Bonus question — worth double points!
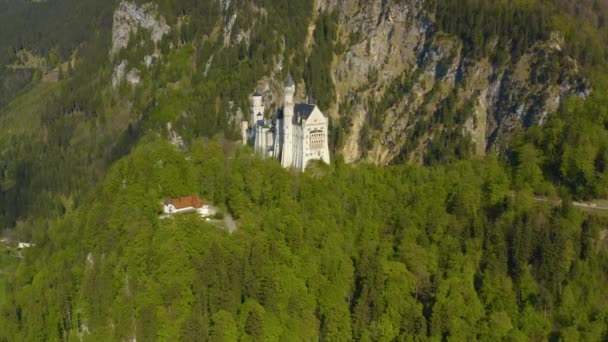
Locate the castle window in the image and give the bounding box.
[309,131,325,151]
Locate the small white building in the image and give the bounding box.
[163,195,216,218]
[17,242,33,250]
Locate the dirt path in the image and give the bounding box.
[534,197,608,210]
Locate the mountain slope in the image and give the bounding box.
[2,137,608,341]
[1,1,608,340]
[322,0,589,164]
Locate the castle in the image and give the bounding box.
[241,75,331,171]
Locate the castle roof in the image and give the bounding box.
[276,103,318,124]
[165,195,208,210]
[294,104,316,121]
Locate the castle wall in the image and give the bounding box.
[303,124,330,169]
[265,129,274,157]
[274,118,283,159]
[293,125,304,170]
[250,79,330,172]
[281,115,294,168]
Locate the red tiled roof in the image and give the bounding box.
[166,195,208,210]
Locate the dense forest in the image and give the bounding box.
[1,0,608,340]
[1,138,607,341]
[436,0,608,70]
[0,0,319,228]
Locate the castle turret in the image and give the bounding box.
[281,74,296,168]
[250,91,264,125]
[284,74,295,105]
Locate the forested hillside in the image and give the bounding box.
[2,138,607,340]
[1,0,606,227]
[0,0,115,106]
[1,0,608,340]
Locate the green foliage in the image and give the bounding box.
[0,0,114,106]
[1,137,607,340]
[517,77,608,199]
[436,0,608,73]
[368,70,415,129]
[0,0,114,68]
[0,247,18,309]
[436,0,550,60]
[2,1,608,340]
[304,12,338,110]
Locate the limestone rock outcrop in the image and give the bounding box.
[111,0,589,165]
[111,1,170,56]
[320,0,588,164]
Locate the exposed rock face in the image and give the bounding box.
[113,0,588,165]
[167,123,185,149]
[110,1,168,88]
[111,1,170,56]
[111,60,128,88]
[111,60,141,87]
[222,13,238,47]
[125,68,141,86]
[482,43,588,150]
[318,0,588,164]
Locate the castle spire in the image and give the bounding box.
[284,73,295,107]
[285,73,295,87]
[281,73,295,168]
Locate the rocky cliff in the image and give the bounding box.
[109,0,589,165]
[110,1,170,87]
[316,0,588,164]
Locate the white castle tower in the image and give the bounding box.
[246,73,330,171]
[251,91,264,126]
[281,74,296,168]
